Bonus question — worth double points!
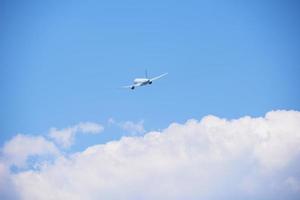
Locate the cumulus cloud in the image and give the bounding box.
[1,134,59,168]
[285,177,300,192]
[1,110,300,200]
[49,122,104,148]
[0,163,18,200]
[109,119,145,135]
[119,120,145,135]
[77,122,104,134]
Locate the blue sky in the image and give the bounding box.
[1,0,300,150]
[1,1,300,200]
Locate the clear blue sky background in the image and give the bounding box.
[1,0,300,150]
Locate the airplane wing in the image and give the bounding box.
[150,73,168,81]
[122,85,134,89]
[122,83,142,89]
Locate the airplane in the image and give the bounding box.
[123,70,168,90]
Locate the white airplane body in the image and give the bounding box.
[123,72,168,90]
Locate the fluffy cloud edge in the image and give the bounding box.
[1,134,60,168]
[1,110,300,200]
[108,118,145,135]
[48,122,104,148]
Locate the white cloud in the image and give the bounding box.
[77,122,104,134]
[284,177,300,192]
[107,118,115,125]
[0,163,18,200]
[49,122,104,148]
[1,134,59,168]
[1,110,300,200]
[48,127,75,149]
[109,119,145,135]
[119,120,145,135]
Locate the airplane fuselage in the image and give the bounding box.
[124,72,167,90]
[134,78,152,86]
